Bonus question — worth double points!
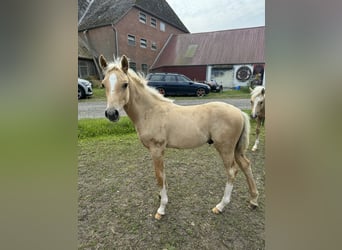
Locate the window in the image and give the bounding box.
[141,64,148,75]
[160,21,165,31]
[177,75,191,82]
[139,12,146,23]
[151,42,157,50]
[150,74,164,81]
[165,75,177,82]
[129,62,136,72]
[128,35,136,46]
[78,61,88,78]
[150,18,156,28]
[140,38,147,48]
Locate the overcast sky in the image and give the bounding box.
[166,0,265,33]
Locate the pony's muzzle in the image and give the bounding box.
[250,113,257,119]
[105,108,120,122]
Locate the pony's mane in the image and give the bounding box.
[251,86,265,99]
[103,61,173,103]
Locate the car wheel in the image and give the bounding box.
[196,88,205,97]
[157,87,166,96]
[78,86,85,99]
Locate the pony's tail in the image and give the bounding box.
[236,111,250,154]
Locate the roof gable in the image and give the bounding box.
[152,26,265,68]
[78,34,93,59]
[78,0,188,32]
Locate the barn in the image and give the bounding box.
[150,26,265,88]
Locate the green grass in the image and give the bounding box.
[78,117,135,139]
[82,86,250,102]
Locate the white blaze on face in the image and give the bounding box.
[109,74,117,93]
[106,73,119,110]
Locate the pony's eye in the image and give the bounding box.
[122,83,128,89]
[259,101,263,105]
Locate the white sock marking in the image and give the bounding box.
[216,182,233,212]
[157,186,168,215]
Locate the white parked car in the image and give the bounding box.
[78,78,93,99]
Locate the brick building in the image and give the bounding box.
[78,0,189,78]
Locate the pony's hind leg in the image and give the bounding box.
[212,149,237,214]
[235,153,259,208]
[150,146,168,220]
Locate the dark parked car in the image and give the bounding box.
[78,78,93,99]
[146,73,210,97]
[204,79,223,92]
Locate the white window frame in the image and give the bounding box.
[151,42,157,51]
[160,21,165,31]
[141,64,148,74]
[140,38,147,48]
[150,17,157,28]
[128,34,136,46]
[139,12,146,24]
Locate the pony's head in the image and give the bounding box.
[99,55,130,122]
[250,86,265,119]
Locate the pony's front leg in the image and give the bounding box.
[252,120,261,151]
[150,147,168,220]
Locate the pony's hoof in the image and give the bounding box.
[212,207,221,214]
[249,201,259,210]
[252,147,257,152]
[155,212,163,220]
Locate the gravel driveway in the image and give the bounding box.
[78,98,250,120]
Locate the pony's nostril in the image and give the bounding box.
[105,109,120,122]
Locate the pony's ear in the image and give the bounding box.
[99,55,108,70]
[249,87,254,93]
[261,87,265,95]
[121,55,129,73]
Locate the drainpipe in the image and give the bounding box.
[111,24,119,59]
[83,30,103,79]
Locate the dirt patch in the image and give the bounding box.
[78,128,265,249]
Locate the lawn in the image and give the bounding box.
[78,115,265,249]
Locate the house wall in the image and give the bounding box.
[209,65,234,88]
[233,63,265,87]
[79,7,187,78]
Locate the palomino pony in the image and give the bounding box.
[250,86,265,151]
[99,55,259,220]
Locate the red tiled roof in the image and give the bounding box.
[152,26,265,69]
